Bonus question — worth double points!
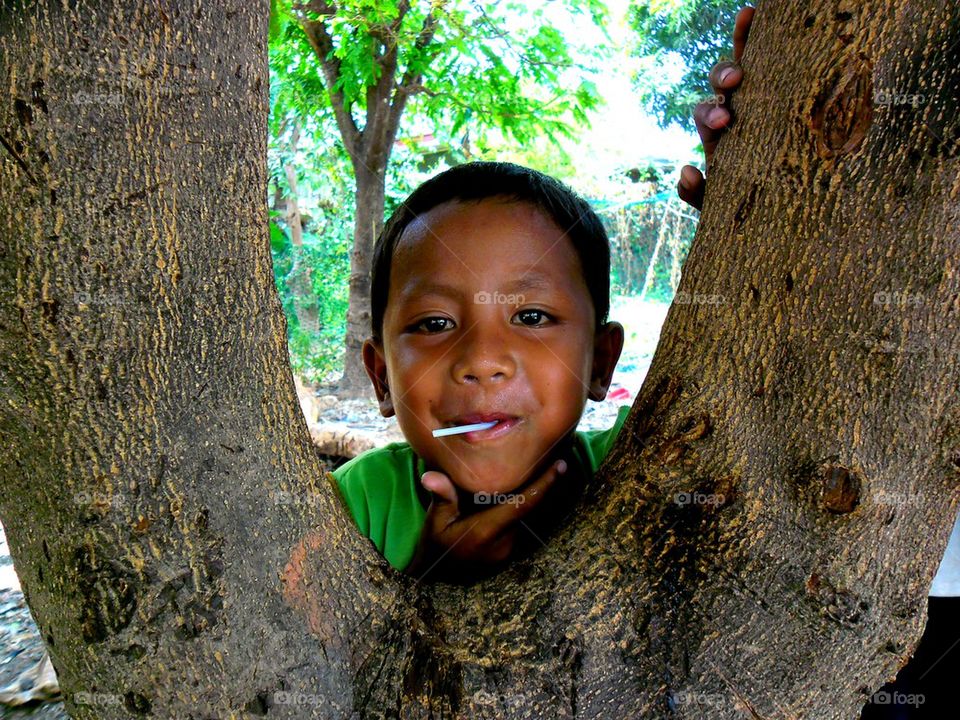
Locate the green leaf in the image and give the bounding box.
[269,220,290,253]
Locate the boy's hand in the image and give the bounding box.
[405,459,567,580]
[677,6,755,211]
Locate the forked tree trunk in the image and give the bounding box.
[0,1,958,719]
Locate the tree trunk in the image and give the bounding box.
[1,1,958,719]
[338,159,386,396]
[282,122,321,340]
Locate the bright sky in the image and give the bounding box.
[541,0,702,194]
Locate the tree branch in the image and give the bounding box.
[295,3,362,159]
[358,0,419,167]
[384,1,446,146]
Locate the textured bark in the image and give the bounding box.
[0,1,958,720]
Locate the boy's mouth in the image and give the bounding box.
[442,413,521,442]
[449,412,517,426]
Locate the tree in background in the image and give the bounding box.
[268,53,356,381]
[271,0,607,393]
[629,0,743,132]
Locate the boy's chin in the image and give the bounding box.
[450,469,539,508]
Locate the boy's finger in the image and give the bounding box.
[693,101,727,158]
[733,6,755,62]
[709,61,742,95]
[677,166,705,212]
[421,470,460,526]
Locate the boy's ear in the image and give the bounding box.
[362,338,395,417]
[588,321,624,402]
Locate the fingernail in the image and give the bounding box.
[556,460,567,474]
[719,67,735,84]
[708,108,726,127]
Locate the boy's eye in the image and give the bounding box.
[512,309,552,327]
[411,317,455,334]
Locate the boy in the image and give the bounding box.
[333,162,626,580]
[331,10,758,584]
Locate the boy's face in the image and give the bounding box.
[363,198,622,498]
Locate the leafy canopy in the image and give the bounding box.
[270,0,611,151]
[628,0,741,133]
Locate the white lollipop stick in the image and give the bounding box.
[432,420,498,437]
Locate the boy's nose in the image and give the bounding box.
[451,328,516,384]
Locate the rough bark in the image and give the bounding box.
[0,1,958,720]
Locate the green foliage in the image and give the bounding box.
[270,213,353,384]
[628,0,742,132]
[271,0,611,147]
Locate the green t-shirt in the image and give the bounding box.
[332,405,630,571]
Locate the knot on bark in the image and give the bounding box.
[656,413,712,465]
[73,543,138,642]
[819,464,861,514]
[810,54,874,159]
[806,572,868,626]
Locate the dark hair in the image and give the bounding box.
[370,161,610,341]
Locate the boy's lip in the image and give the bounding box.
[458,416,521,443]
[446,412,518,426]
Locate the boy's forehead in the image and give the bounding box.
[388,198,590,308]
[394,198,566,262]
[391,197,577,286]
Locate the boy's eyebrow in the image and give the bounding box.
[398,273,554,300]
[502,273,552,293]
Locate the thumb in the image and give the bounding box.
[421,470,460,522]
